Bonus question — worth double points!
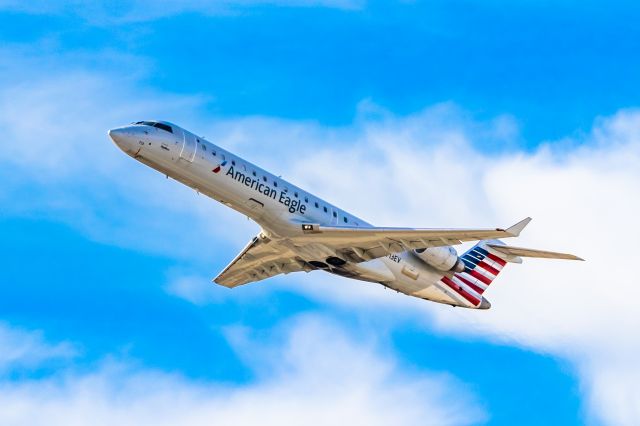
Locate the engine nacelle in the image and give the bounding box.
[414,246,465,272]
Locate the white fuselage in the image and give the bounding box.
[109,121,471,307]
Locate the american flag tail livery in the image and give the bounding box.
[458,241,508,293]
[438,240,508,308]
[438,231,583,309]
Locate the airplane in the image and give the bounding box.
[108,120,583,310]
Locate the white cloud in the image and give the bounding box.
[0,317,484,426]
[0,323,77,372]
[163,273,241,305]
[164,274,213,305]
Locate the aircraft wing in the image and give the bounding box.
[289,217,532,262]
[213,218,532,288]
[213,235,312,288]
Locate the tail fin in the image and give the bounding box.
[436,240,508,309]
[455,240,508,295]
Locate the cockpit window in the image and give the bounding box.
[134,121,173,134]
[153,123,173,133]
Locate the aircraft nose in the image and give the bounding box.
[108,127,136,153]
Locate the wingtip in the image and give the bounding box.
[505,217,532,237]
[553,250,585,261]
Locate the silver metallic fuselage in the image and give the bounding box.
[109,121,484,308]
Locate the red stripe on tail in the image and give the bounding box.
[455,274,486,295]
[486,252,507,267]
[469,269,492,285]
[441,276,481,306]
[477,261,500,276]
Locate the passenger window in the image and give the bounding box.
[323,206,327,213]
[294,192,298,198]
[333,211,337,218]
[314,202,319,208]
[274,181,278,187]
[343,217,348,223]
[232,160,236,166]
[263,176,267,182]
[304,197,309,203]
[212,151,216,156]
[252,171,257,177]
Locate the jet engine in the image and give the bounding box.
[414,246,465,272]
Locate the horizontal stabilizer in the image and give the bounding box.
[487,244,584,261]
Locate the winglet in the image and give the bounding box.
[504,217,532,237]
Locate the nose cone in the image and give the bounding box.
[108,127,136,154]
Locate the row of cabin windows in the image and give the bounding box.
[197,139,350,223]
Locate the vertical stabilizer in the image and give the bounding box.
[436,240,510,308]
[455,240,509,295]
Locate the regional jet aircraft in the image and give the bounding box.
[109,121,582,309]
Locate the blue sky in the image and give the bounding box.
[1,1,640,425]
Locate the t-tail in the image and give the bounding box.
[437,218,583,310]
